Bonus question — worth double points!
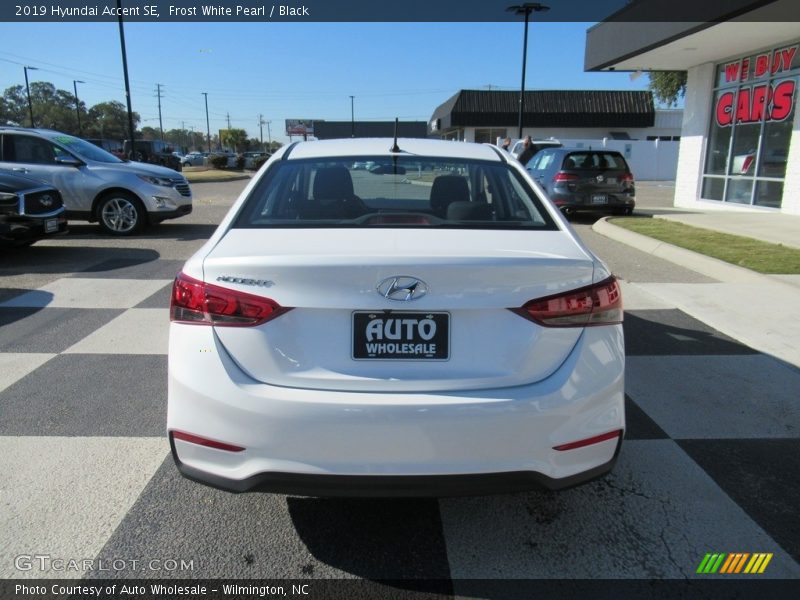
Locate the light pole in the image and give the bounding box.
[507,3,549,140]
[349,95,355,137]
[23,66,38,127]
[202,92,211,152]
[266,120,272,151]
[73,80,85,136]
[117,0,137,158]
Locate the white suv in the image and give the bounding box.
[0,127,192,235]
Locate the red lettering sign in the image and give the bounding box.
[714,80,796,126]
[725,62,740,83]
[771,80,796,121]
[755,54,769,77]
[715,92,735,126]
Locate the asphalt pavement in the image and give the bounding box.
[0,179,798,593]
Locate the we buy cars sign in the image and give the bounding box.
[715,44,798,127]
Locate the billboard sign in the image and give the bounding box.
[285,119,315,136]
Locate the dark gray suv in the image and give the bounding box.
[525,148,635,218]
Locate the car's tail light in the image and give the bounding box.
[620,172,635,188]
[553,172,579,183]
[170,271,290,327]
[553,429,622,451]
[511,276,623,327]
[171,430,245,452]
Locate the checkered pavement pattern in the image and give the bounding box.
[1,258,799,583]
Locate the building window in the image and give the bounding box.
[702,42,799,208]
[474,128,507,144]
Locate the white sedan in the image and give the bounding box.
[167,138,624,496]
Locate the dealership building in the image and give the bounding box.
[586,0,800,214]
[428,89,682,143]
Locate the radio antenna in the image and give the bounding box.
[390,118,401,153]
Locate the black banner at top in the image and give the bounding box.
[2,0,799,22]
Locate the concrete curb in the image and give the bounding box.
[185,174,252,184]
[592,217,767,284]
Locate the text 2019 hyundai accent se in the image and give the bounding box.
[167,138,625,496]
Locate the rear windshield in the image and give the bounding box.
[234,156,557,230]
[563,152,629,170]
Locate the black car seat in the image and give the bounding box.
[430,175,470,218]
[300,166,365,219]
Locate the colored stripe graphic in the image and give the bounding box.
[698,552,773,574]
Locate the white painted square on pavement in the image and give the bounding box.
[63,309,170,355]
[0,353,56,393]
[618,280,674,311]
[0,436,169,579]
[0,278,172,310]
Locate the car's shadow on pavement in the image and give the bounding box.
[65,222,218,241]
[286,496,453,591]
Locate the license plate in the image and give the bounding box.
[591,194,608,205]
[352,311,449,360]
[44,219,58,233]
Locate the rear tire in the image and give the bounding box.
[97,192,146,236]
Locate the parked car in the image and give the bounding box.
[526,147,635,218]
[168,138,625,496]
[182,152,207,167]
[242,151,269,169]
[0,127,192,235]
[123,139,183,172]
[0,170,67,246]
[510,138,562,160]
[84,138,125,159]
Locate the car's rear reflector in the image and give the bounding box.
[171,430,245,452]
[170,271,290,327]
[553,429,622,451]
[553,171,579,183]
[512,276,623,327]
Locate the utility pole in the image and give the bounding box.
[117,0,137,158]
[202,92,211,152]
[181,121,186,151]
[349,95,355,137]
[259,114,264,152]
[155,83,164,140]
[73,80,85,136]
[23,66,38,128]
[226,112,231,129]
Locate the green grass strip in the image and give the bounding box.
[610,217,800,274]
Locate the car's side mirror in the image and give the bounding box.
[55,156,83,167]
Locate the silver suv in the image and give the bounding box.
[0,127,192,235]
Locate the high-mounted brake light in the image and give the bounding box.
[170,271,290,326]
[553,171,579,183]
[512,276,623,327]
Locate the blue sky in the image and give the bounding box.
[0,21,650,143]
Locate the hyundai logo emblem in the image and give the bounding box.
[596,174,605,183]
[376,276,428,301]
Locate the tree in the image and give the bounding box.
[220,128,248,152]
[140,126,159,140]
[648,71,688,107]
[84,101,140,140]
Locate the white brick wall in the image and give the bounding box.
[674,63,715,210]
[781,96,800,215]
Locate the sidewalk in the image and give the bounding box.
[593,207,800,368]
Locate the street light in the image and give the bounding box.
[23,66,38,127]
[506,3,549,139]
[73,80,85,136]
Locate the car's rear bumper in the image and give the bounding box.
[550,193,635,213]
[167,324,625,497]
[171,434,622,497]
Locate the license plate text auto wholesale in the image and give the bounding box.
[352,311,450,360]
[45,219,58,233]
[591,194,608,204]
